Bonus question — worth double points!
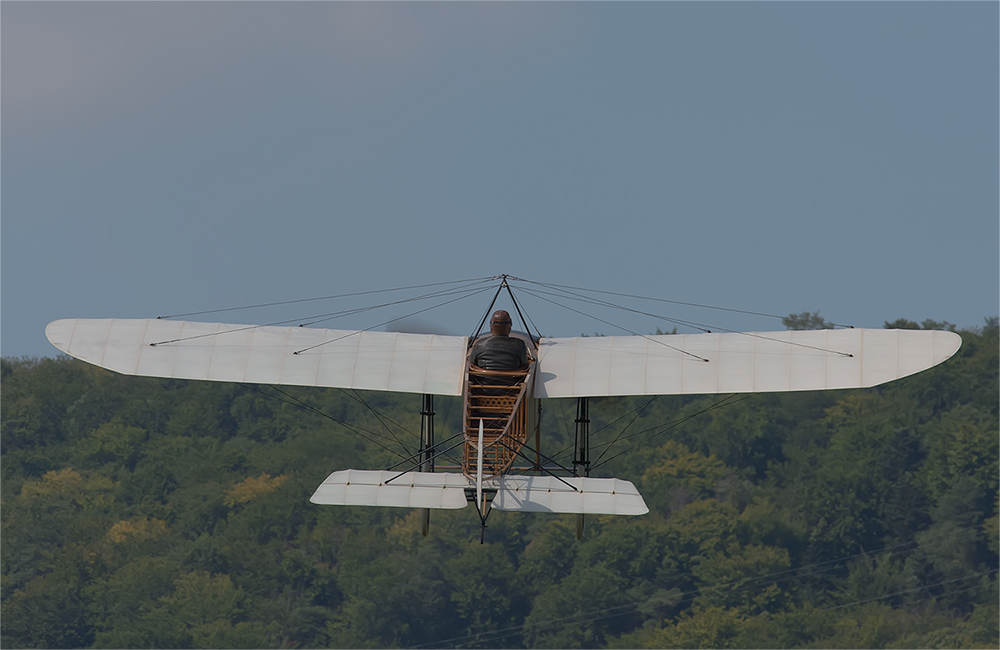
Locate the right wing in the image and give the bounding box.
[534,328,962,398]
[45,318,469,396]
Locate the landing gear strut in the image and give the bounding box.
[419,394,434,536]
[573,397,590,540]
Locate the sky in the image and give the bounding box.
[3,2,997,359]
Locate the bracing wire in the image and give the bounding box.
[348,389,412,455]
[156,276,499,319]
[512,281,855,358]
[541,393,752,470]
[511,281,715,333]
[243,380,472,468]
[590,394,757,470]
[590,396,659,466]
[298,279,491,328]
[512,286,711,362]
[293,286,493,354]
[240,384,409,459]
[542,396,658,466]
[511,276,853,328]
[341,390,419,442]
[552,393,759,469]
[151,280,491,347]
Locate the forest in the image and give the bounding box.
[1,317,997,648]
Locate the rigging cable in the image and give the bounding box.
[513,286,711,362]
[239,384,409,460]
[511,280,714,333]
[156,276,499,319]
[512,281,854,358]
[340,390,418,441]
[151,280,490,347]
[590,396,659,467]
[298,279,490,327]
[543,396,659,467]
[293,286,492,354]
[511,276,853,328]
[503,277,544,343]
[348,389,413,455]
[590,394,758,471]
[543,393,751,468]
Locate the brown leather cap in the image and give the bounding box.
[490,310,512,325]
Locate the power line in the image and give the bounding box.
[415,526,995,648]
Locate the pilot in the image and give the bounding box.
[470,310,531,370]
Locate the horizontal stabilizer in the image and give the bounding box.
[492,475,648,515]
[310,470,470,509]
[309,470,648,515]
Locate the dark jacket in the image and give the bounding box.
[469,335,531,370]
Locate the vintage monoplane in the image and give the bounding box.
[45,276,962,539]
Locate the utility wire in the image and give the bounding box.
[415,527,996,649]
[821,569,998,611]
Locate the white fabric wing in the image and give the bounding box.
[45,318,469,396]
[534,328,962,398]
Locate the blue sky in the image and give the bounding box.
[3,2,997,358]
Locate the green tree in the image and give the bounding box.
[782,311,834,330]
[692,544,792,615]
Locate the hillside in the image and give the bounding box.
[2,320,997,648]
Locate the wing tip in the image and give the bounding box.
[936,329,963,362]
[45,318,77,354]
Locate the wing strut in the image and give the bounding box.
[574,397,590,540]
[419,394,434,537]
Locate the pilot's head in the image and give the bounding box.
[489,310,513,336]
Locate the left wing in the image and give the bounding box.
[45,318,469,396]
[534,328,962,398]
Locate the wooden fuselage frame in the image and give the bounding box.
[462,335,539,480]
